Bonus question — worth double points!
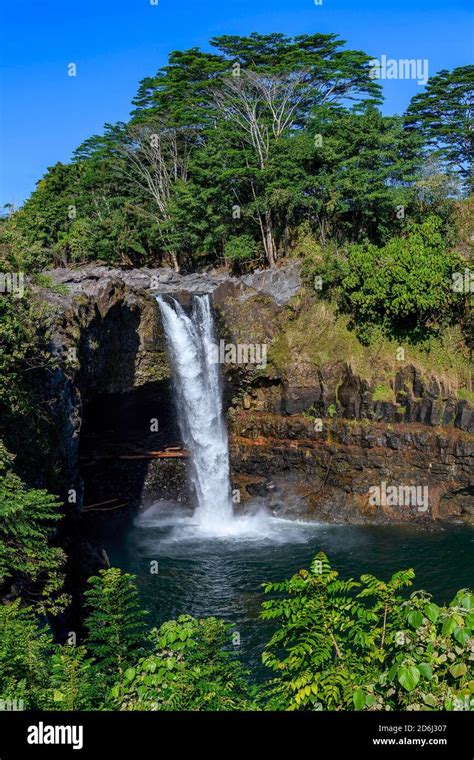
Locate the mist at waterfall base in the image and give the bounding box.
[102,295,474,678]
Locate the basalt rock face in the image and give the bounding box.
[230,413,474,525]
[43,279,173,504]
[44,261,303,307]
[235,357,474,433]
[39,263,474,526]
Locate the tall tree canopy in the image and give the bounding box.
[406,65,474,190]
[1,34,470,273]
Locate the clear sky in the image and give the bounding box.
[0,0,472,208]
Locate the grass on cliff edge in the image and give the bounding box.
[268,292,473,397]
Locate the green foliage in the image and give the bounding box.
[360,588,474,711]
[260,552,415,710]
[7,34,470,277]
[0,446,68,614]
[224,235,259,265]
[260,553,473,712]
[0,290,48,417]
[84,568,148,683]
[306,103,422,245]
[2,39,469,365]
[308,217,465,342]
[111,615,258,711]
[372,384,394,403]
[0,600,52,709]
[47,645,99,711]
[0,560,471,712]
[0,285,60,478]
[341,217,462,338]
[406,65,474,190]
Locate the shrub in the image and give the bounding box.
[260,553,474,711]
[0,601,52,710]
[84,569,148,684]
[224,234,258,263]
[339,217,463,340]
[0,445,68,615]
[112,615,258,711]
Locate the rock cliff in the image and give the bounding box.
[36,263,473,525]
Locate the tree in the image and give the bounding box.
[11,162,82,268]
[84,568,148,683]
[306,103,422,244]
[336,216,464,340]
[406,66,474,189]
[5,33,471,275]
[117,122,194,271]
[210,69,308,266]
[208,33,381,266]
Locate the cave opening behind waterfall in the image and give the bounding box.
[78,381,190,534]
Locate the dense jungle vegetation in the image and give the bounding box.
[1,514,473,711]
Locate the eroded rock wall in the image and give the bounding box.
[230,413,473,526]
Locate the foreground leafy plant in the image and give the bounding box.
[0,442,68,615]
[84,568,148,688]
[111,615,258,711]
[261,553,473,711]
[366,588,474,711]
[0,558,471,712]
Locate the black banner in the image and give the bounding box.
[0,710,471,758]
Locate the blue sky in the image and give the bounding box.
[0,0,472,208]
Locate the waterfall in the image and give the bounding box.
[156,294,234,529]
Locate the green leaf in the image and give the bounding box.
[124,667,136,682]
[388,663,398,682]
[449,663,467,679]
[397,665,420,692]
[442,617,457,636]
[453,627,470,646]
[353,689,366,710]
[465,612,474,630]
[424,603,440,623]
[408,610,423,629]
[418,662,433,680]
[460,594,474,610]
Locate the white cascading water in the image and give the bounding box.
[156,294,234,530]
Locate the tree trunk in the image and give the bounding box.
[169,251,180,273]
[263,210,276,268]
